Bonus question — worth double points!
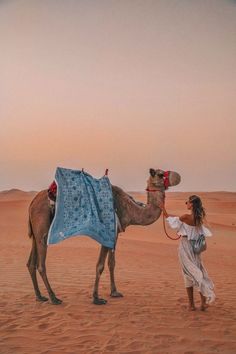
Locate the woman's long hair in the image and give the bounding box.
[189,195,206,226]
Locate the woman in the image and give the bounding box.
[161,195,215,311]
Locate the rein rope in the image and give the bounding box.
[162,212,181,240]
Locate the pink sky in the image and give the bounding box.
[1,0,236,191]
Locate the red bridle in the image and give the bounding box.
[163,170,170,189]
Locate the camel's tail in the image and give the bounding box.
[28,217,33,238]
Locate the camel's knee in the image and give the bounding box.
[38,265,46,275]
[27,263,36,274]
[26,259,31,268]
[27,254,36,272]
[96,263,105,275]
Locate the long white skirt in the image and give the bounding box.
[178,237,215,304]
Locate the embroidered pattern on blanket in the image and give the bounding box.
[47,167,116,248]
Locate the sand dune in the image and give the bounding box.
[0,189,37,201]
[0,190,236,353]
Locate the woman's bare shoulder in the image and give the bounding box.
[180,214,195,226]
[179,214,189,222]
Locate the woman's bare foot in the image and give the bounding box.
[200,303,209,311]
[200,293,208,311]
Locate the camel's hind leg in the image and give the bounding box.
[27,237,48,302]
[108,249,123,298]
[93,246,109,305]
[36,237,62,305]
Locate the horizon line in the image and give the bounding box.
[0,188,235,194]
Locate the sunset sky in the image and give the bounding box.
[1,0,236,192]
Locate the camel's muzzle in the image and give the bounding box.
[167,171,181,187]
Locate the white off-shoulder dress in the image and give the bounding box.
[166,216,215,304]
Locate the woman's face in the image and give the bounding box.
[185,200,193,211]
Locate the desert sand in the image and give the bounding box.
[0,189,236,354]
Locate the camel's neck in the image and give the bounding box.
[130,189,165,226]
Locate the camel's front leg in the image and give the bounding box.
[108,249,123,298]
[93,246,109,305]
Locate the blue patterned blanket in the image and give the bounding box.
[47,167,116,248]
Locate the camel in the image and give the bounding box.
[27,168,181,305]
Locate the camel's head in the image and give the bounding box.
[148,168,181,191]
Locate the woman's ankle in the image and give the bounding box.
[189,304,196,311]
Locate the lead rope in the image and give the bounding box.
[162,208,181,241]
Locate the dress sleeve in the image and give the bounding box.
[166,216,182,230]
[202,225,213,237]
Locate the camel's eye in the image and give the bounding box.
[149,168,156,177]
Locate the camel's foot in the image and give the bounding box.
[110,290,123,298]
[93,297,107,305]
[50,295,63,305]
[36,295,48,302]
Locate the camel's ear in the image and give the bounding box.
[149,168,156,177]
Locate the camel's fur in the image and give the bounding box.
[27,168,180,305]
